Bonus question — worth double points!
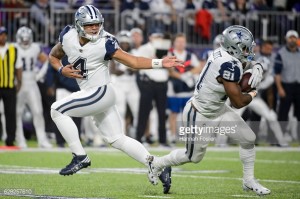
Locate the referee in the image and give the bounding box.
[0,26,22,146]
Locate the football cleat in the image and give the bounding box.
[159,167,172,194]
[59,153,91,176]
[38,141,53,149]
[146,155,160,185]
[243,178,271,195]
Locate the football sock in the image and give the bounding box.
[111,135,150,166]
[51,109,86,155]
[239,146,255,181]
[154,149,190,169]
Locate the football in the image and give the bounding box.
[239,71,252,92]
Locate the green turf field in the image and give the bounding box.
[0,147,299,199]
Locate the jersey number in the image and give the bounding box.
[22,57,34,71]
[223,70,235,81]
[73,57,88,79]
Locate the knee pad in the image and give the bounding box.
[189,147,207,163]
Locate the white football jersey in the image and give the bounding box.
[16,43,41,83]
[192,48,243,118]
[59,26,119,90]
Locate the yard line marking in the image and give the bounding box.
[0,165,229,174]
[205,157,300,164]
[0,165,299,185]
[138,195,173,198]
[231,195,260,198]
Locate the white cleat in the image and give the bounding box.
[146,155,162,185]
[243,179,271,195]
[18,142,28,149]
[38,141,53,148]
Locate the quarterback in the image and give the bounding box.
[150,25,271,195]
[49,5,180,190]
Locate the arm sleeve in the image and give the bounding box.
[219,61,241,82]
[273,53,283,74]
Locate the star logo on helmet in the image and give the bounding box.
[236,31,242,39]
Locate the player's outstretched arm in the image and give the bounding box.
[112,49,183,69]
[49,43,82,79]
[220,77,256,108]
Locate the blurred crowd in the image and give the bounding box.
[0,0,300,149]
[1,0,300,45]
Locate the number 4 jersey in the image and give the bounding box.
[59,25,119,90]
[192,48,243,118]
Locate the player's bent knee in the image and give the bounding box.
[50,108,62,119]
[240,133,256,149]
[190,147,206,163]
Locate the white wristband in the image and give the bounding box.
[151,59,163,69]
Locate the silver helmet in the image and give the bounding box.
[16,26,33,49]
[221,25,255,62]
[74,5,104,42]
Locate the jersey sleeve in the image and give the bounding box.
[218,60,241,82]
[58,25,72,43]
[104,36,119,61]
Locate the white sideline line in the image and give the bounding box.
[0,165,299,185]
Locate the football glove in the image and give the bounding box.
[248,63,263,88]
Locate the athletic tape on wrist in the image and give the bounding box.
[151,59,163,69]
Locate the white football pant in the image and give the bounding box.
[16,82,50,147]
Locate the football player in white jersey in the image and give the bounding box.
[149,25,271,195]
[15,26,52,148]
[48,5,182,189]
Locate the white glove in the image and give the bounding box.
[248,63,263,88]
[180,71,195,88]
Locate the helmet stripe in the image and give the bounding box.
[85,5,94,19]
[91,6,98,19]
